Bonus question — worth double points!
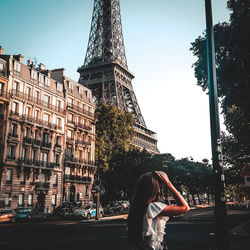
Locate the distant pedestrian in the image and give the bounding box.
[127,171,190,250]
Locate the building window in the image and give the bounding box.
[67,98,73,108]
[39,74,44,86]
[67,113,73,123]
[6,169,13,184]
[28,194,33,206]
[13,81,19,91]
[20,172,25,185]
[43,113,50,124]
[31,70,37,83]
[5,194,11,207]
[45,77,50,87]
[18,194,24,206]
[11,102,18,114]
[26,106,32,118]
[14,61,21,76]
[30,172,34,185]
[34,110,39,121]
[39,173,46,183]
[8,145,16,160]
[68,81,73,92]
[86,186,89,196]
[25,127,31,138]
[57,118,62,130]
[67,130,72,139]
[56,100,61,112]
[66,147,72,156]
[53,174,58,187]
[55,154,60,166]
[57,83,62,92]
[32,150,37,161]
[52,194,57,206]
[65,167,70,175]
[56,136,61,145]
[78,87,83,98]
[40,151,48,164]
[10,123,18,136]
[43,95,50,108]
[0,62,4,72]
[23,147,29,159]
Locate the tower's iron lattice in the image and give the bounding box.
[78,0,159,153]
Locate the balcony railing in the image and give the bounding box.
[8,132,18,138]
[10,89,66,114]
[64,155,95,166]
[75,122,91,131]
[66,104,94,118]
[35,182,50,189]
[17,158,55,169]
[64,174,91,183]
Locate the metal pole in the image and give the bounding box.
[205,0,229,249]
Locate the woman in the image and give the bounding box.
[127,171,190,250]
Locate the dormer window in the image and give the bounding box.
[57,82,62,92]
[68,81,73,93]
[39,74,44,87]
[78,87,83,98]
[31,70,37,83]
[0,63,4,76]
[45,76,50,87]
[14,61,21,76]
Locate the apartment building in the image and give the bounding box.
[0,47,96,212]
[51,69,96,205]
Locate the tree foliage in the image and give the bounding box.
[100,150,212,205]
[95,104,135,173]
[190,0,250,178]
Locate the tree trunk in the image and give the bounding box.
[192,193,196,205]
[197,193,202,205]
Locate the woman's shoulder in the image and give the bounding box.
[146,202,167,219]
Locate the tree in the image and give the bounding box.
[95,104,135,173]
[190,0,250,177]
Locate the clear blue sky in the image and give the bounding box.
[0,0,230,161]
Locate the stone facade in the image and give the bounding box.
[0,49,96,212]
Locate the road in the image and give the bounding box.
[0,207,249,250]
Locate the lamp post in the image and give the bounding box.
[205,0,229,249]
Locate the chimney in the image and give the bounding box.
[38,63,47,71]
[13,54,24,63]
[0,46,3,55]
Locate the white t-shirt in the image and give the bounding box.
[141,202,169,250]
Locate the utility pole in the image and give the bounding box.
[205,0,229,249]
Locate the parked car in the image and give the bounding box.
[15,208,33,220]
[0,209,16,223]
[73,204,104,220]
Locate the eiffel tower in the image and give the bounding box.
[78,0,159,154]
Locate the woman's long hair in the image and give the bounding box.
[127,172,161,247]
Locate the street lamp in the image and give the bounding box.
[205,0,229,249]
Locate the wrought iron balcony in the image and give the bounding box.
[35,182,50,189]
[64,174,91,183]
[10,89,66,114]
[23,137,32,144]
[8,132,18,138]
[66,104,94,118]
[17,158,55,169]
[42,142,52,148]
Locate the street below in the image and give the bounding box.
[0,207,249,250]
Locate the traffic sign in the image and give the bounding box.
[99,187,105,196]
